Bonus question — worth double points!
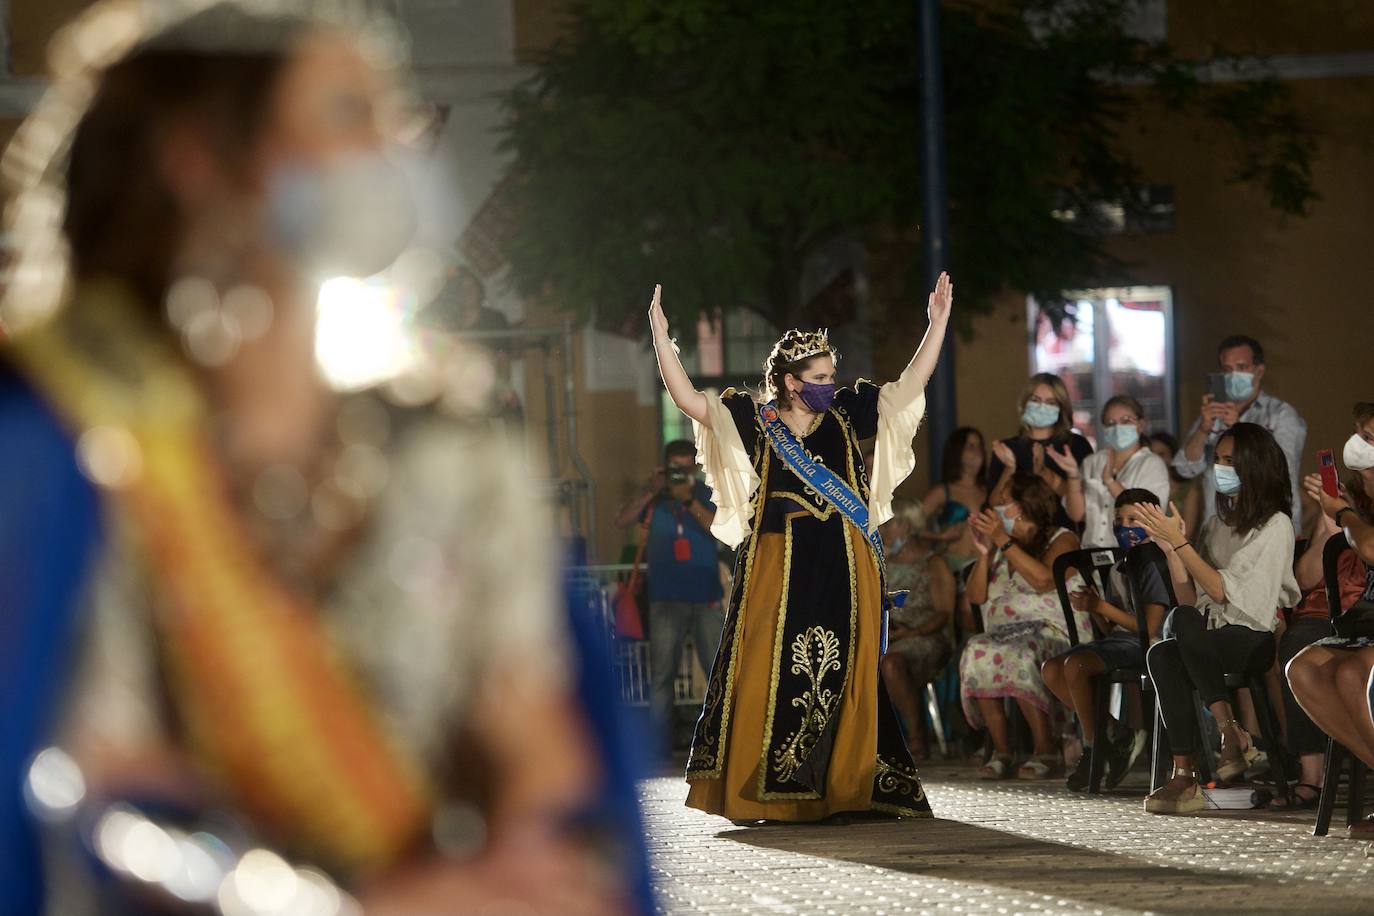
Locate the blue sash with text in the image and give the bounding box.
[758,401,904,654]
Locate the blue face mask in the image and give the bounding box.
[1224,371,1255,401]
[1022,402,1060,429]
[1114,525,1148,550]
[994,505,1019,536]
[1103,423,1139,452]
[1213,463,1242,496]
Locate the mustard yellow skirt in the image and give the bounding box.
[686,524,884,820]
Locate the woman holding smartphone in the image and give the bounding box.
[1135,423,1301,814]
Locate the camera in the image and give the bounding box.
[666,467,693,486]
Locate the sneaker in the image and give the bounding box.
[1065,748,1093,792]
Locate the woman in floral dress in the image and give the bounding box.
[960,474,1087,780]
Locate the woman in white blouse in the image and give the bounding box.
[1049,395,1171,548]
[1134,423,1301,814]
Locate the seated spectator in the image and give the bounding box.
[1148,432,1203,543]
[920,426,989,576]
[960,474,1087,780]
[986,373,1094,521]
[1286,403,1374,831]
[1273,500,1370,809]
[880,501,957,761]
[1052,396,1170,548]
[1172,334,1307,533]
[1137,423,1301,814]
[1041,489,1171,791]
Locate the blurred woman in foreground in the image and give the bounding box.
[0,2,635,912]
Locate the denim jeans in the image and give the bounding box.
[649,600,725,752]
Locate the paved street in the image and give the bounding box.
[642,761,1374,914]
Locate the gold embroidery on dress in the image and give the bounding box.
[688,431,770,780]
[770,625,843,783]
[874,754,927,802]
[755,517,797,798]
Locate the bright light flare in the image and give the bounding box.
[314,276,418,391]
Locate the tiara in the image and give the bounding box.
[775,329,832,364]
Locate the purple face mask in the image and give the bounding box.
[798,381,836,413]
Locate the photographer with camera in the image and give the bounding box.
[616,440,723,759]
[1174,334,1306,533]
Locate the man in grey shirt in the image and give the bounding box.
[1173,334,1307,533]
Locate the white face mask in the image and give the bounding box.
[1344,433,1374,472]
[268,150,420,278]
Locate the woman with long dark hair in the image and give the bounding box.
[920,426,988,575]
[1137,423,1301,814]
[650,275,952,822]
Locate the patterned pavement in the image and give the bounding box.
[642,760,1374,914]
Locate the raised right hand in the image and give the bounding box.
[648,284,669,342]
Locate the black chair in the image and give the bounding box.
[1053,545,1175,793]
[1053,547,1127,792]
[1314,531,1368,836]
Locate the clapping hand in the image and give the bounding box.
[1136,501,1186,549]
[992,439,1017,471]
[1045,444,1079,477]
[970,508,1009,551]
[1068,586,1100,616]
[928,271,953,325]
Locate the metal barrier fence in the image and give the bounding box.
[568,564,705,707]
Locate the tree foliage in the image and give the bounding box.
[497,0,1318,336]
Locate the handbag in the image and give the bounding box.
[1334,600,1374,639]
[613,516,650,639]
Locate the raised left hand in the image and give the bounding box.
[927,271,953,325]
[1045,444,1079,477]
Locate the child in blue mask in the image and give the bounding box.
[1041,489,1173,791]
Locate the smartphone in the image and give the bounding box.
[1318,449,1340,497]
[1206,372,1234,403]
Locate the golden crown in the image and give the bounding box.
[774,329,833,364]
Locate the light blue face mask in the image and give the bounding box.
[1022,402,1060,429]
[1213,463,1242,496]
[994,505,1019,536]
[1103,423,1139,452]
[1224,371,1255,402]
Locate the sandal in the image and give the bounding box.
[1017,754,1062,780]
[1144,766,1206,814]
[979,755,1013,780]
[1215,720,1263,783]
[1269,783,1321,810]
